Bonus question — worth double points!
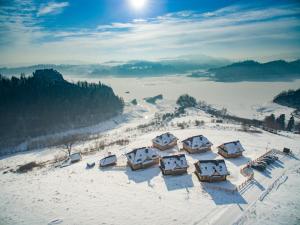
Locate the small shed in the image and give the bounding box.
[100,154,117,167]
[160,154,188,175]
[194,159,229,182]
[126,147,160,170]
[152,132,178,150]
[70,152,82,163]
[182,135,213,153]
[218,140,245,158]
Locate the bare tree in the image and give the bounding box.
[60,135,80,157]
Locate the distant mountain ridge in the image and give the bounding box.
[207,59,300,82]
[0,56,230,77]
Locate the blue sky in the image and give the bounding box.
[0,0,300,65]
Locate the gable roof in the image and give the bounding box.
[182,135,212,149]
[195,159,229,176]
[152,132,178,146]
[160,154,188,170]
[126,147,159,165]
[219,140,245,154]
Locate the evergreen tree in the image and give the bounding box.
[264,114,276,129]
[276,114,285,130]
[176,94,197,108]
[286,116,295,131]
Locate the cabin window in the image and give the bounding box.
[145,149,148,153]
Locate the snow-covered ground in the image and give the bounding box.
[1,101,300,225]
[65,75,300,119]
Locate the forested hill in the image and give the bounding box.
[208,59,300,82]
[273,89,300,110]
[0,69,124,149]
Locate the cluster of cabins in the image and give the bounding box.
[100,132,246,182]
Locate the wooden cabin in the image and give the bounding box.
[194,159,229,182]
[100,154,117,167]
[218,140,245,158]
[182,135,212,154]
[152,132,178,150]
[160,154,188,175]
[126,147,160,170]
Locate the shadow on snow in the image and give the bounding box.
[201,180,247,205]
[163,173,194,191]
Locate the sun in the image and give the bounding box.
[129,0,147,10]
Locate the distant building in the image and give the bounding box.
[100,154,117,167]
[182,135,213,153]
[218,140,245,158]
[160,154,188,175]
[194,159,229,182]
[70,152,82,163]
[152,132,178,150]
[126,147,160,170]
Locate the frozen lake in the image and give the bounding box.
[65,75,300,119]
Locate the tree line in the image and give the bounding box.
[0,69,124,149]
[264,114,297,131]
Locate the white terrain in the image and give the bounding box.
[1,77,300,225]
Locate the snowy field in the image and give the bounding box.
[1,100,300,225]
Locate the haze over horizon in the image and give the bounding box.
[1,0,300,66]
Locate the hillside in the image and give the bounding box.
[273,89,300,109]
[0,104,299,225]
[208,59,300,82]
[0,69,124,150]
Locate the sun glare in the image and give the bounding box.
[129,0,147,10]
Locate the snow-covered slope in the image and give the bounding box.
[1,103,300,225]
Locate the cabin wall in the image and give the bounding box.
[183,143,211,154]
[128,158,159,170]
[161,167,187,175]
[195,171,227,182]
[152,140,178,151]
[218,148,242,158]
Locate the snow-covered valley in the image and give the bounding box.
[1,98,300,225]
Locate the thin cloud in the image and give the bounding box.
[0,2,300,65]
[37,1,69,16]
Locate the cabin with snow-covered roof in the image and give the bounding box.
[182,135,213,153]
[194,159,229,182]
[160,154,188,175]
[100,154,117,167]
[152,132,178,150]
[70,152,82,163]
[126,147,160,170]
[218,140,245,158]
